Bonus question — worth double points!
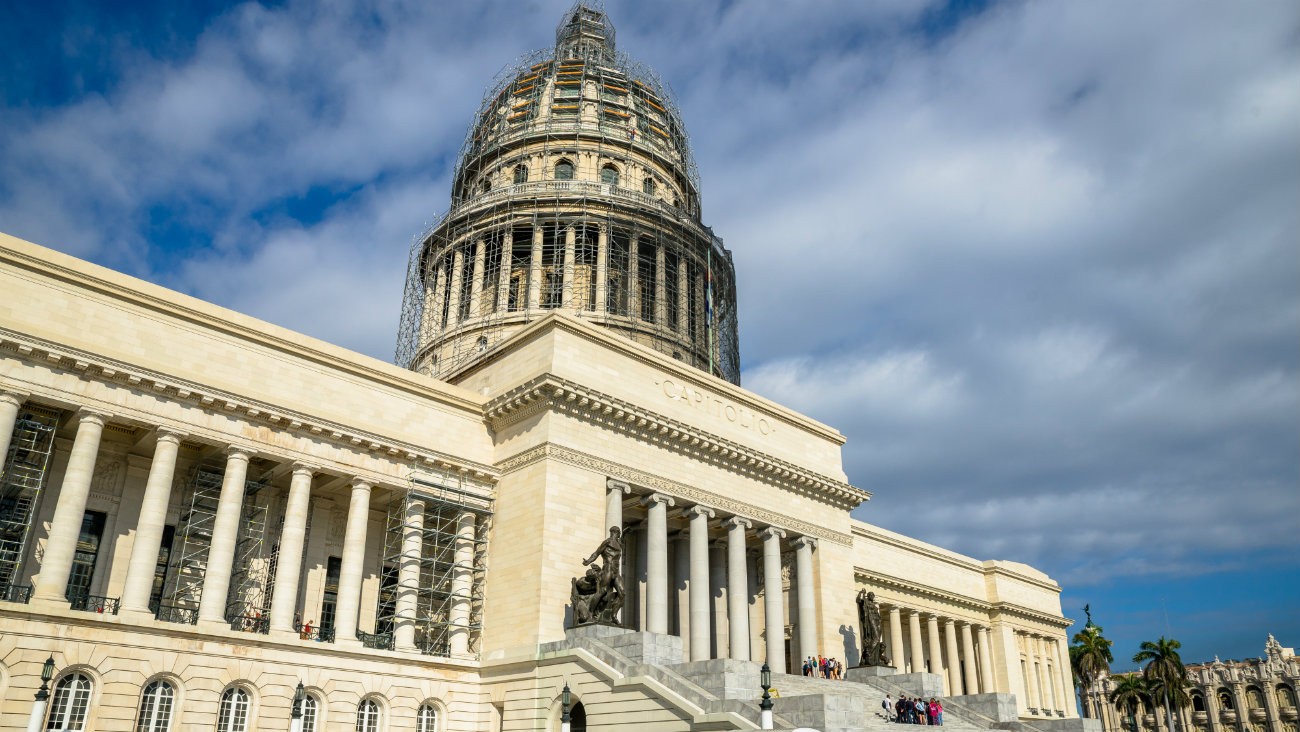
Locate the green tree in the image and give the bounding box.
[1134,637,1188,732]
[1071,623,1115,718]
[1109,674,1151,732]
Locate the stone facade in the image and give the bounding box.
[1082,637,1299,732]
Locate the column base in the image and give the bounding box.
[118,607,158,624]
[195,618,233,634]
[27,596,72,613]
[333,637,362,649]
[269,628,304,642]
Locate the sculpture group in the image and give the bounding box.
[571,527,625,626]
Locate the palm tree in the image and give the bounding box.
[1110,674,1151,732]
[1133,637,1187,732]
[1148,676,1193,732]
[1071,624,1115,717]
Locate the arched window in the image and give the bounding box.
[301,695,320,732]
[642,177,656,195]
[513,164,528,184]
[1247,687,1265,710]
[45,673,92,731]
[216,687,250,732]
[135,680,174,732]
[1192,694,1206,713]
[570,701,588,732]
[356,699,381,732]
[600,164,619,185]
[554,160,574,180]
[1278,684,1297,709]
[417,704,438,732]
[1218,690,1235,710]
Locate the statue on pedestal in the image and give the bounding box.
[857,589,890,667]
[570,526,625,626]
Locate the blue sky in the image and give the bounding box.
[1,0,1297,671]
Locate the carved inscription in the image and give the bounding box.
[657,379,774,436]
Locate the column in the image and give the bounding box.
[562,225,576,308]
[677,256,689,336]
[1053,638,1071,714]
[908,610,925,674]
[654,244,667,324]
[0,391,26,464]
[759,526,786,673]
[468,237,486,317]
[333,478,372,644]
[687,505,714,661]
[432,264,448,330]
[961,622,981,694]
[977,625,997,694]
[119,429,186,617]
[889,607,906,672]
[393,498,424,652]
[793,536,817,663]
[944,619,962,696]
[628,234,640,317]
[196,447,253,625]
[724,517,752,661]
[528,225,543,309]
[449,511,475,656]
[446,247,465,325]
[1020,633,1040,710]
[496,238,513,311]
[926,614,943,676]
[605,479,630,533]
[642,493,673,634]
[266,464,315,634]
[33,410,108,603]
[595,224,608,312]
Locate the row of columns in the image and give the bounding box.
[607,482,818,674]
[8,402,459,650]
[1019,630,1071,714]
[884,605,997,697]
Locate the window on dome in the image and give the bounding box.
[513,165,528,184]
[642,177,656,195]
[600,165,619,186]
[554,160,574,180]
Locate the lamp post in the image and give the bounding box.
[290,681,305,732]
[25,655,56,732]
[561,682,572,732]
[759,661,774,730]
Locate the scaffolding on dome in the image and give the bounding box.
[372,469,492,659]
[394,3,740,385]
[0,406,58,597]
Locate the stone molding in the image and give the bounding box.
[862,568,1072,630]
[499,442,853,546]
[485,373,869,510]
[0,330,497,483]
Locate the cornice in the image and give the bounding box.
[499,442,853,546]
[856,569,1071,631]
[852,521,1062,595]
[486,373,868,511]
[0,330,498,484]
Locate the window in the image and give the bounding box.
[554,160,574,180]
[45,674,91,731]
[513,165,528,184]
[417,704,438,732]
[356,699,381,732]
[216,687,250,732]
[1192,694,1206,713]
[148,525,175,611]
[642,177,656,195]
[600,164,619,186]
[319,556,341,633]
[66,511,106,603]
[135,680,174,732]
[480,178,491,194]
[302,695,319,732]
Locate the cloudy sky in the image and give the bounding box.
[2,0,1296,668]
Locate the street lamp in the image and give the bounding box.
[561,682,572,732]
[759,662,774,730]
[25,655,56,732]
[290,681,305,732]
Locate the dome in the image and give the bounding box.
[395,2,740,384]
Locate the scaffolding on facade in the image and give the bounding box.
[0,407,58,598]
[375,470,492,659]
[394,2,741,385]
[160,460,269,627]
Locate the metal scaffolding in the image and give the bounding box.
[394,2,740,385]
[0,406,58,596]
[376,472,492,659]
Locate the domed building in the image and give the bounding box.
[0,5,1084,731]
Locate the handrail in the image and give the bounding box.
[0,582,33,604]
[68,590,120,615]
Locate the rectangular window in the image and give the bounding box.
[458,246,474,321]
[575,225,598,311]
[606,229,630,315]
[147,525,175,611]
[542,224,563,309]
[687,260,699,342]
[508,228,532,312]
[375,564,397,635]
[665,250,680,329]
[66,510,107,602]
[481,235,503,316]
[319,556,341,632]
[638,239,657,323]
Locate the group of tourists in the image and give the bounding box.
[802,655,846,679]
[882,693,944,725]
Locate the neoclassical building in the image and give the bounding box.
[1082,636,1299,732]
[1,5,1081,731]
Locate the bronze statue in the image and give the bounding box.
[570,526,625,626]
[857,589,890,667]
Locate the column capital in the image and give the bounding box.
[791,535,817,551]
[722,516,752,531]
[606,478,632,495]
[290,461,319,477]
[349,476,373,492]
[0,390,29,408]
[641,492,674,509]
[758,526,786,541]
[75,408,111,426]
[685,504,715,521]
[155,428,187,445]
[225,444,254,461]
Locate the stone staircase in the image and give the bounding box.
[541,627,1101,732]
